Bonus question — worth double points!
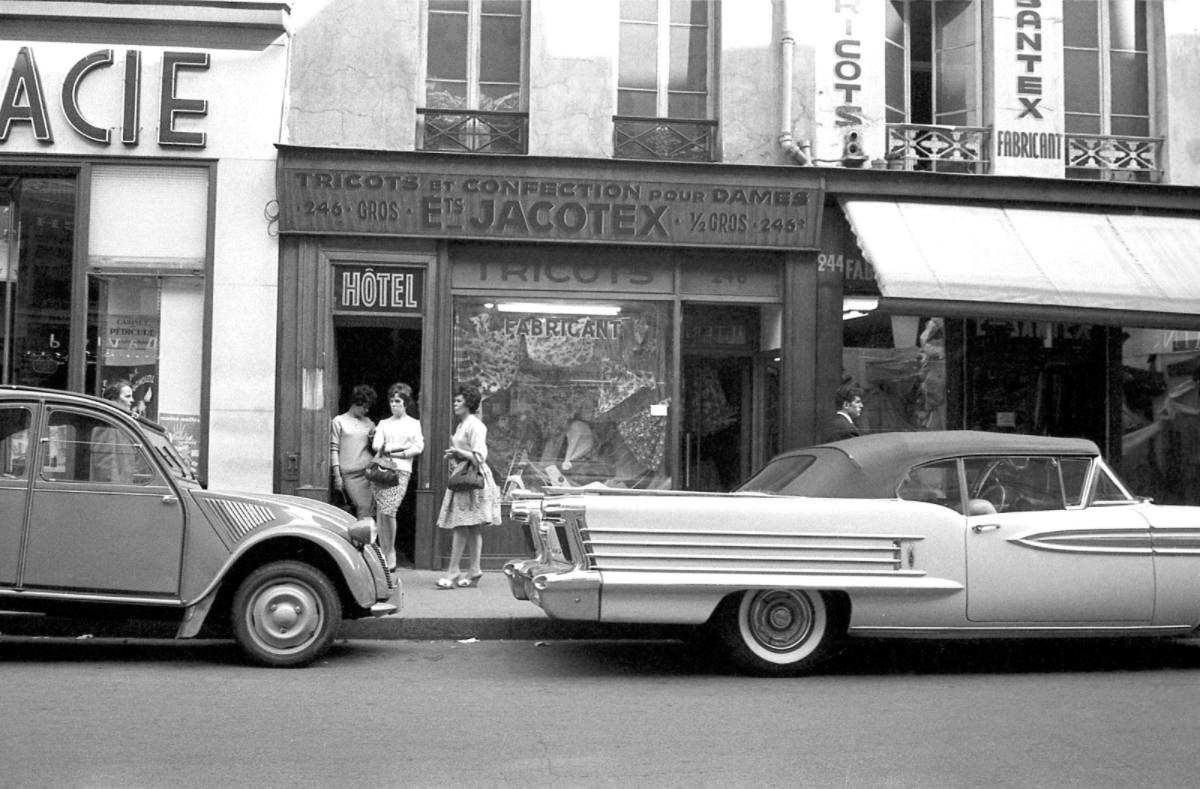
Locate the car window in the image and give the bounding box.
[0,406,32,479]
[966,456,1066,513]
[897,459,962,511]
[737,454,817,494]
[1059,457,1090,506]
[1090,464,1133,505]
[42,409,159,486]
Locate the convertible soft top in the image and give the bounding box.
[746,431,1101,499]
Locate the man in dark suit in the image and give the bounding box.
[823,383,864,443]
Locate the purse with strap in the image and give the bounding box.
[364,443,400,486]
[447,458,484,492]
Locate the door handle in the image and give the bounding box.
[162,495,179,505]
[972,523,1000,534]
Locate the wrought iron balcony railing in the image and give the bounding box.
[613,116,718,162]
[417,108,528,155]
[1065,133,1162,182]
[885,124,992,173]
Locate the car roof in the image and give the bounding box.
[818,430,1101,468]
[758,431,1101,498]
[0,384,168,435]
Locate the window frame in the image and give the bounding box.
[424,0,529,112]
[1063,0,1156,139]
[885,0,982,126]
[617,0,717,120]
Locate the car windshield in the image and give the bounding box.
[737,454,817,494]
[142,427,198,483]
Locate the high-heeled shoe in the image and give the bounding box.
[435,574,463,590]
[456,572,483,588]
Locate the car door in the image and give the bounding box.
[0,401,35,587]
[21,405,184,597]
[964,455,1153,623]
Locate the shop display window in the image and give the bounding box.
[841,311,948,435]
[452,297,671,498]
[1120,328,1200,506]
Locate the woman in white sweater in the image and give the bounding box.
[371,383,424,571]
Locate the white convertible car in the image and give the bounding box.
[503,431,1200,675]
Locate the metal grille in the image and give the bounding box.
[885,124,991,174]
[1065,133,1162,182]
[196,497,275,544]
[365,543,394,587]
[613,116,717,162]
[417,108,528,154]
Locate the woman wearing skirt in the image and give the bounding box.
[435,383,502,589]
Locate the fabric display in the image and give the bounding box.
[525,321,596,368]
[617,399,669,469]
[685,366,735,437]
[596,360,658,418]
[453,312,521,395]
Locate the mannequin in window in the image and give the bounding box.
[560,402,597,472]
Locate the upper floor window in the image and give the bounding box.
[884,1,985,173]
[1063,0,1157,180]
[884,0,980,126]
[618,0,713,119]
[422,0,527,153]
[615,0,717,161]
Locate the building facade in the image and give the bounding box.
[6,2,1198,571]
[0,0,289,491]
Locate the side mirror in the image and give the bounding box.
[967,498,997,516]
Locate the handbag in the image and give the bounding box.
[364,444,400,486]
[447,458,484,492]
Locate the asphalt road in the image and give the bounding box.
[2,635,1198,789]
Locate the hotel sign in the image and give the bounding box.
[279,165,819,250]
[333,264,423,314]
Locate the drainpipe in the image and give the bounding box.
[777,0,809,165]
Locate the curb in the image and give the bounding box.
[0,613,692,643]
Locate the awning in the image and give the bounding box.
[840,199,1200,328]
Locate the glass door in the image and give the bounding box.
[681,304,778,491]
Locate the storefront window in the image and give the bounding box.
[842,311,948,434]
[452,297,671,497]
[1120,327,1200,506]
[2,177,76,389]
[86,165,208,471]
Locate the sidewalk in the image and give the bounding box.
[339,569,685,641]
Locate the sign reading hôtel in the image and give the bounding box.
[279,163,820,250]
[0,46,209,148]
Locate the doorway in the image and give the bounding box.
[681,304,779,491]
[334,319,422,567]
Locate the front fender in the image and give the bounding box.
[177,525,376,638]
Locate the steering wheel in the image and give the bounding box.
[980,483,1008,513]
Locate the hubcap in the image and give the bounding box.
[746,590,814,653]
[249,581,322,652]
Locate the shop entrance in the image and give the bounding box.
[334,319,422,567]
[681,304,780,492]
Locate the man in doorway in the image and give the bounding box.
[823,383,864,443]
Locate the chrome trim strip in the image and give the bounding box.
[585,528,926,541]
[1009,529,1153,555]
[590,553,903,565]
[0,587,180,606]
[592,564,928,576]
[587,539,906,552]
[851,624,1189,635]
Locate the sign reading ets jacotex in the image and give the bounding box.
[278,163,819,250]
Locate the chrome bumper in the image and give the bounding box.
[502,558,601,621]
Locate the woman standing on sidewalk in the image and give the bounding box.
[435,383,501,589]
[371,383,424,572]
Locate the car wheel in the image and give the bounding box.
[231,561,342,668]
[717,589,839,676]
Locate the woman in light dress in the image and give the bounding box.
[435,383,501,589]
[371,383,424,572]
